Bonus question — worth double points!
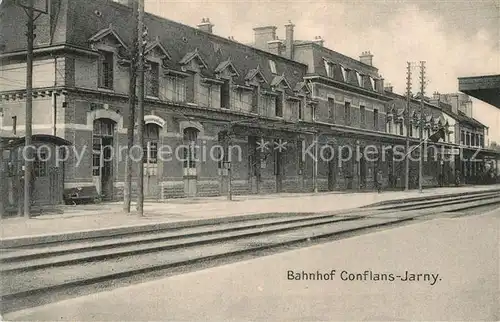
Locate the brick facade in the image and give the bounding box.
[1,0,498,205]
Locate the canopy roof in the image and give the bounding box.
[0,134,72,149]
[459,75,500,108]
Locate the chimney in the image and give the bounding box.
[457,93,473,118]
[312,36,324,47]
[197,18,214,34]
[359,51,373,66]
[378,77,384,93]
[253,26,277,50]
[284,20,295,60]
[459,100,473,118]
[267,39,283,56]
[450,94,459,114]
[467,100,473,118]
[429,91,440,106]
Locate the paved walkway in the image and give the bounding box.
[5,207,499,321]
[1,185,499,239]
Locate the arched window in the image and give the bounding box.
[183,127,199,169]
[144,123,160,164]
[93,118,115,137]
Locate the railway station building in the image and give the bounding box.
[1,0,499,208]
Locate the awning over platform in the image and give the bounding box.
[0,134,72,149]
[458,75,500,108]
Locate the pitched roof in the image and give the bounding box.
[0,0,307,90]
[293,81,310,93]
[385,91,483,128]
[214,58,239,77]
[310,44,379,79]
[0,0,67,51]
[88,24,129,49]
[270,74,291,89]
[65,0,305,89]
[179,48,209,69]
[144,37,172,60]
[245,65,268,84]
[457,110,486,128]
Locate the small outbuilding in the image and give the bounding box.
[0,134,72,216]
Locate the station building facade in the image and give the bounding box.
[0,0,498,205]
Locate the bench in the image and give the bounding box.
[64,186,100,205]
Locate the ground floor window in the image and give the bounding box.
[33,152,47,177]
[144,123,161,165]
[92,118,115,177]
[183,127,199,169]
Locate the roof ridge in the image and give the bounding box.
[140,7,307,68]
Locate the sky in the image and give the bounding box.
[144,1,500,141]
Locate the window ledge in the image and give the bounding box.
[97,88,114,93]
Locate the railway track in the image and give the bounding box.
[1,189,499,313]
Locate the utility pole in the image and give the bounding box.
[124,0,139,213]
[404,62,412,191]
[0,139,4,217]
[136,0,145,216]
[223,130,232,201]
[23,0,35,217]
[418,61,426,193]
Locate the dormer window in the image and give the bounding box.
[269,60,277,74]
[356,72,362,87]
[340,65,347,82]
[98,50,114,90]
[324,60,334,78]
[369,77,375,91]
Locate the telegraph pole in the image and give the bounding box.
[124,0,139,213]
[136,0,145,216]
[418,61,426,193]
[23,0,35,217]
[0,139,4,216]
[404,62,412,191]
[223,130,232,201]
